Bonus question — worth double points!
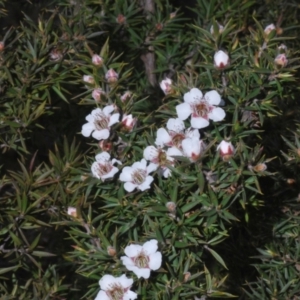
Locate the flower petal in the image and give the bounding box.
[91,108,102,117]
[109,113,120,126]
[81,123,94,137]
[95,152,110,162]
[143,239,158,255]
[204,90,221,105]
[121,256,135,269]
[191,116,209,129]
[155,128,171,146]
[176,103,192,121]
[167,147,183,157]
[144,146,158,161]
[162,167,172,178]
[132,267,151,279]
[95,290,110,300]
[101,166,119,180]
[124,290,138,300]
[118,274,134,289]
[124,244,143,257]
[99,275,117,290]
[148,252,162,270]
[147,163,158,174]
[184,88,203,103]
[92,129,110,140]
[124,182,137,192]
[166,118,185,132]
[119,167,133,182]
[208,107,226,122]
[103,105,114,115]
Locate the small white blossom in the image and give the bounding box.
[214,50,230,69]
[160,78,172,95]
[91,152,121,181]
[176,88,225,129]
[155,118,199,156]
[95,274,137,300]
[143,146,175,178]
[264,23,276,35]
[121,239,162,279]
[81,105,120,140]
[119,159,156,192]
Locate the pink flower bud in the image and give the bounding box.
[274,54,288,67]
[105,68,118,83]
[217,140,235,161]
[264,24,276,35]
[107,246,117,256]
[120,91,132,102]
[92,88,105,102]
[116,14,126,25]
[122,114,137,132]
[99,140,113,152]
[92,54,103,66]
[160,78,172,95]
[49,48,63,61]
[67,207,77,218]
[0,41,4,52]
[166,202,176,213]
[214,50,230,69]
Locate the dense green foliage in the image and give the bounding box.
[1,0,300,299]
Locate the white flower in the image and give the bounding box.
[217,140,235,161]
[264,23,276,35]
[122,114,137,132]
[83,75,94,85]
[214,50,230,69]
[81,105,120,140]
[155,118,199,156]
[119,159,156,192]
[92,54,103,66]
[182,137,203,162]
[91,152,121,181]
[176,88,225,129]
[274,53,288,67]
[95,274,137,300]
[121,239,162,279]
[160,78,172,95]
[92,88,105,102]
[143,146,175,178]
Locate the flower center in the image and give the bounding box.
[192,100,211,118]
[94,112,109,130]
[106,283,125,300]
[95,162,113,177]
[170,132,185,149]
[134,251,149,268]
[132,169,147,185]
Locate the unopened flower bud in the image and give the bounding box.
[274,54,288,67]
[252,163,267,172]
[214,50,230,69]
[210,23,224,35]
[49,48,63,61]
[67,207,77,218]
[166,201,176,213]
[264,23,276,36]
[120,91,132,102]
[183,272,191,282]
[83,75,94,85]
[122,114,137,132]
[92,54,103,66]
[170,12,176,19]
[160,78,172,95]
[0,41,4,52]
[156,23,164,31]
[107,246,117,256]
[217,140,235,161]
[92,88,105,102]
[116,14,126,25]
[278,44,287,52]
[99,140,113,152]
[105,68,118,83]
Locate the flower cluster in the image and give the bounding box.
[95,240,162,300]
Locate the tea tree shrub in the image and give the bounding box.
[0,0,300,299]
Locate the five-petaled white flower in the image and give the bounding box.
[155,118,200,156]
[121,239,162,279]
[94,274,137,300]
[143,146,175,178]
[176,88,225,129]
[91,152,121,181]
[81,105,120,140]
[119,159,156,192]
